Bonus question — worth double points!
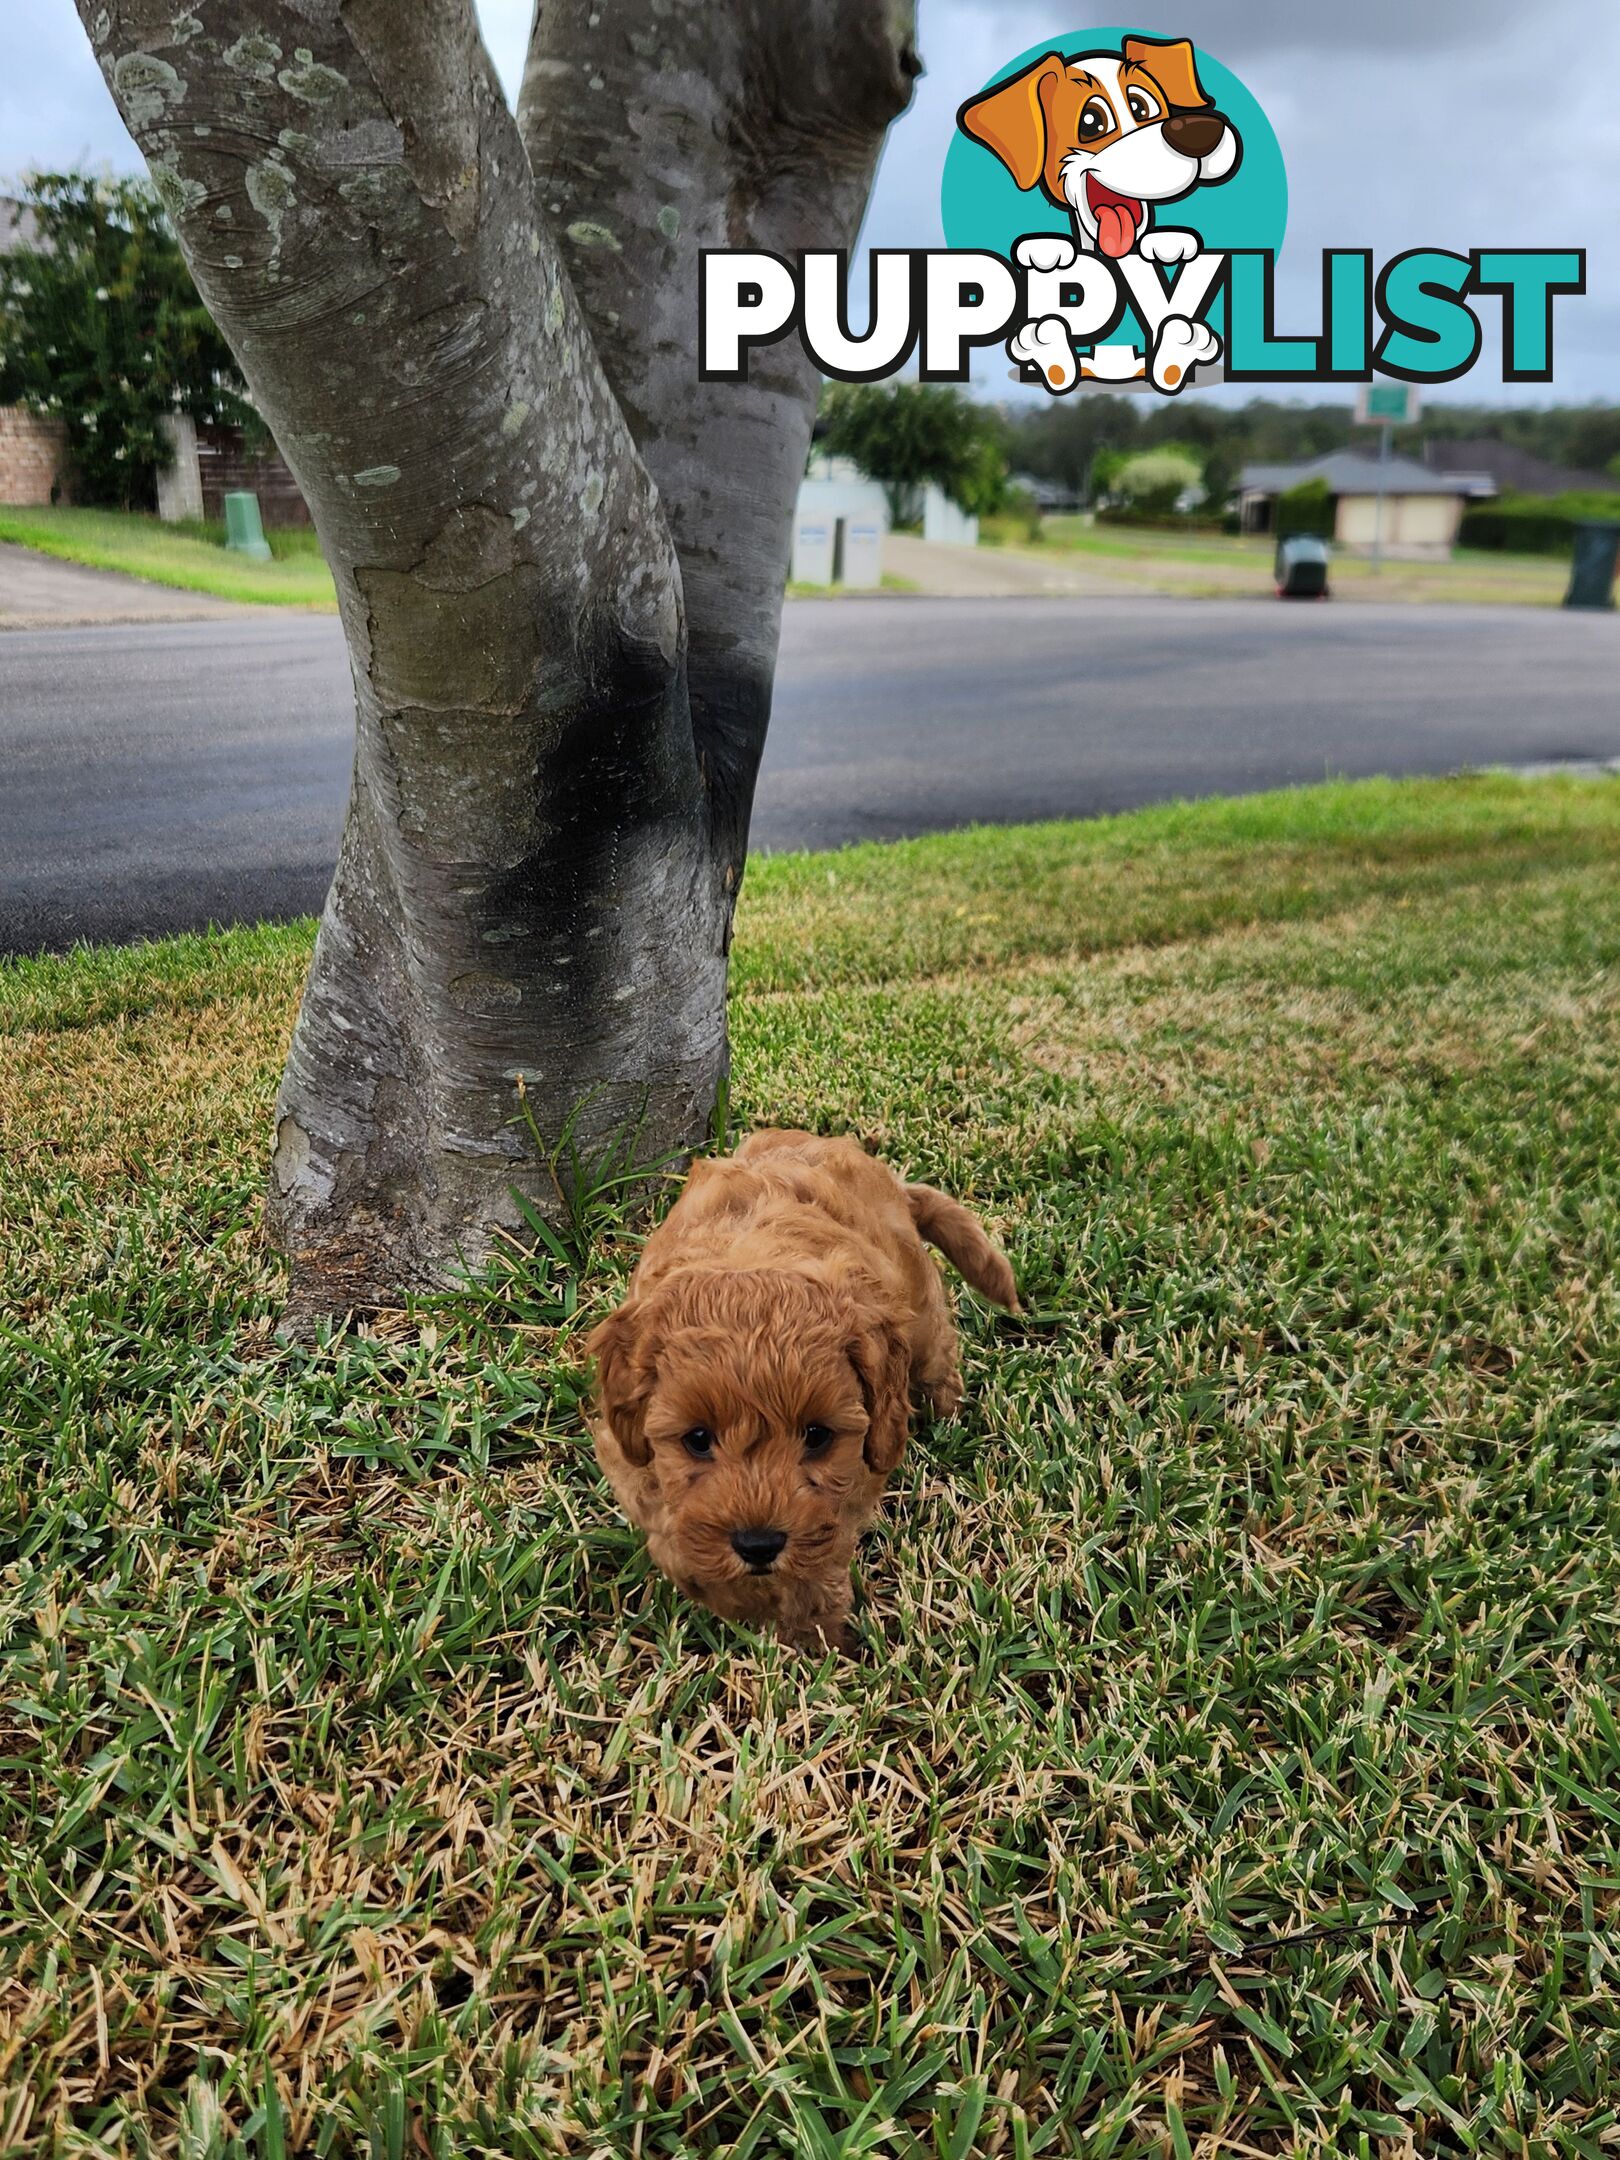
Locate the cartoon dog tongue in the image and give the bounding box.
[1087,178,1144,259]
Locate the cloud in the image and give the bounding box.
[0,9,131,179]
[947,0,1538,55]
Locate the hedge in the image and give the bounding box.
[1458,490,1620,556]
[1093,508,1230,532]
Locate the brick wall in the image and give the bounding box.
[196,422,312,526]
[0,406,70,505]
[0,408,313,525]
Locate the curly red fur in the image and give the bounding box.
[588,1131,1017,1652]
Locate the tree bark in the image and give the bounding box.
[519,1,922,873]
[80,1,917,1314]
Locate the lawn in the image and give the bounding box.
[0,506,337,610]
[981,516,1572,608]
[784,572,920,599]
[0,507,912,612]
[0,504,1571,614]
[3,774,1620,2156]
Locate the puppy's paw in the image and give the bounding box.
[777,1617,859,1659]
[1150,314,1220,393]
[775,1583,858,1657]
[1138,227,1201,265]
[923,1374,963,1419]
[1007,315,1079,394]
[1014,233,1078,273]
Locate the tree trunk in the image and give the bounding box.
[80,1,917,1314]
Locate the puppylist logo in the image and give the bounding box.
[699,27,1585,399]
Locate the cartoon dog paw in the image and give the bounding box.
[1008,314,1079,393]
[1014,234,1079,274]
[1138,228,1201,265]
[1150,314,1220,392]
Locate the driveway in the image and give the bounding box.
[0,541,258,629]
[884,533,1146,598]
[2,594,1617,954]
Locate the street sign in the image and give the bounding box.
[1356,382,1422,426]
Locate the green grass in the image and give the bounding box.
[0,505,337,609]
[785,572,920,598]
[979,515,1572,607]
[0,506,922,611]
[983,514,1272,569]
[4,773,1620,2155]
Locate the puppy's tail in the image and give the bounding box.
[907,1184,1020,1312]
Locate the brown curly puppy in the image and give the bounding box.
[587,1130,1018,1651]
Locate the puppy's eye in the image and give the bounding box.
[1078,96,1115,142]
[803,1424,835,1456]
[1126,88,1160,123]
[681,1427,716,1458]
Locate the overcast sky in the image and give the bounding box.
[8,0,1615,408]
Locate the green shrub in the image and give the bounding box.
[1459,505,1574,555]
[817,381,1009,519]
[994,485,1042,544]
[0,173,251,511]
[1107,444,1203,515]
[1093,508,1229,532]
[1458,490,1620,556]
[1275,476,1335,540]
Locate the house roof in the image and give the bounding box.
[1424,436,1616,497]
[1239,450,1471,498]
[1009,470,1080,507]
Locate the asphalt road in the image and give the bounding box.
[3,596,1619,955]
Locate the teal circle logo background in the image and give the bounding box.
[940,28,1287,261]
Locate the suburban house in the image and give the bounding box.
[0,190,310,522]
[1422,437,1617,498]
[1009,471,1081,515]
[1236,450,1474,559]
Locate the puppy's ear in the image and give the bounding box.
[957,53,1066,192]
[848,1313,913,1476]
[1122,35,1210,111]
[587,1300,658,1466]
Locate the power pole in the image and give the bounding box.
[1358,382,1418,573]
[1371,418,1391,571]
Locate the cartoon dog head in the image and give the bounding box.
[958,36,1240,258]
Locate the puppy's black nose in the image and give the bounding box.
[1163,109,1226,159]
[732,1527,787,1569]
